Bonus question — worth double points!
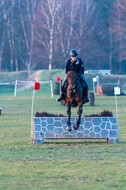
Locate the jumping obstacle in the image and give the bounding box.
[31,116,119,143]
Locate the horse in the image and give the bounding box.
[63,71,86,132]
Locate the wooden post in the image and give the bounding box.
[89,92,95,106]
[0,107,2,115]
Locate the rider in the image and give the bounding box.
[57,49,89,103]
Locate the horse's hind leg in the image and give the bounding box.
[66,102,72,132]
[73,103,83,130]
[78,102,83,124]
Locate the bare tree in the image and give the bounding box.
[35,0,63,70]
[110,0,126,73]
[0,0,5,71]
[1,0,126,74]
[17,0,37,74]
[76,0,96,60]
[109,26,112,74]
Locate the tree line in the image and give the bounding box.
[0,0,126,74]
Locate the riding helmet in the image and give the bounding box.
[70,49,78,57]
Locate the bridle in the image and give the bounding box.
[68,75,79,93]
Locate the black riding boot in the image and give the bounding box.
[57,85,65,102]
[80,81,89,103]
[57,75,68,102]
[57,92,65,102]
[84,87,90,103]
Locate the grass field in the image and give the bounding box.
[0,70,126,190]
[0,87,126,190]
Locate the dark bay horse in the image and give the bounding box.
[63,71,86,132]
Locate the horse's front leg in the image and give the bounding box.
[77,102,83,125]
[73,102,83,130]
[66,102,72,132]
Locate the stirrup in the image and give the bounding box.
[84,97,90,104]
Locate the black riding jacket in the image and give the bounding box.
[65,57,84,75]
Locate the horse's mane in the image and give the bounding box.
[67,71,76,81]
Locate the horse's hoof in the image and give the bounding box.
[73,124,79,130]
[66,126,72,132]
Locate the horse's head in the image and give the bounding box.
[67,71,78,94]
